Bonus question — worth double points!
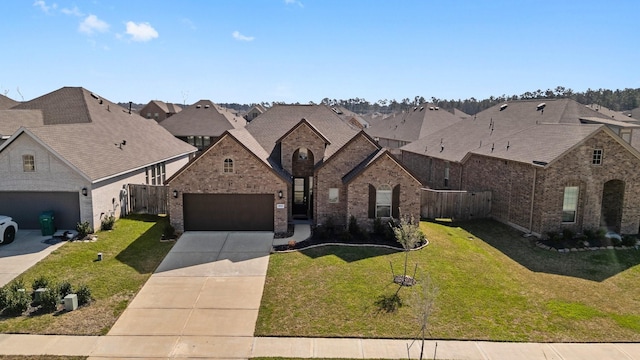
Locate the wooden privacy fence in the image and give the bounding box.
[127,184,168,215]
[421,188,491,220]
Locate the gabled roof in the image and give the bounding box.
[401,98,616,162]
[584,104,637,122]
[365,103,463,142]
[158,100,246,137]
[141,100,183,115]
[579,116,640,128]
[331,106,370,128]
[166,128,291,184]
[276,118,331,145]
[0,94,19,109]
[342,148,422,185]
[0,87,196,182]
[245,104,358,162]
[463,123,606,166]
[315,130,380,171]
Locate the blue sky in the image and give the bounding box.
[1,0,638,105]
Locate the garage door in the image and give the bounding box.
[183,194,274,231]
[0,192,81,230]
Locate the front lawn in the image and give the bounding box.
[256,220,640,342]
[0,215,172,335]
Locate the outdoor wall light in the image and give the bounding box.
[173,190,179,198]
[278,190,283,199]
[81,187,88,196]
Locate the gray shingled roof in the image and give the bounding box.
[1,87,196,182]
[246,104,358,163]
[402,98,616,162]
[0,94,19,110]
[365,104,463,142]
[0,110,43,136]
[159,100,245,137]
[466,123,604,165]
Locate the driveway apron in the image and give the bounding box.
[95,231,273,359]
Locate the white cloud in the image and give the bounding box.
[125,21,159,42]
[33,0,57,13]
[79,14,109,34]
[284,0,303,7]
[232,31,254,42]
[61,6,83,17]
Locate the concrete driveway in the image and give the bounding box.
[0,230,66,287]
[94,231,273,358]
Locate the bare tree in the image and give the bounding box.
[407,274,439,360]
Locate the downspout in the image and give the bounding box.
[528,167,537,234]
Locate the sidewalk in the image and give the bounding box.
[0,333,639,359]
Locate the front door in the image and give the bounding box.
[293,177,312,219]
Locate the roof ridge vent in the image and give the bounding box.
[536,103,546,111]
[205,104,210,109]
[196,104,202,108]
[435,106,439,110]
[429,106,434,110]
[500,104,508,111]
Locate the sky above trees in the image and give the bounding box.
[2,0,639,104]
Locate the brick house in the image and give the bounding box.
[166,104,422,234]
[159,100,246,151]
[401,99,640,236]
[0,87,196,231]
[366,103,463,150]
[139,100,182,122]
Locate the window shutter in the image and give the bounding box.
[392,184,400,218]
[368,184,376,218]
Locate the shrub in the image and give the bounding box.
[9,278,25,292]
[348,216,360,237]
[39,287,60,313]
[622,235,638,247]
[0,287,8,310]
[101,213,116,231]
[76,221,93,239]
[32,275,49,291]
[562,229,574,241]
[373,217,385,236]
[163,222,176,239]
[4,290,30,316]
[583,229,595,241]
[546,231,562,243]
[76,284,92,306]
[58,281,73,298]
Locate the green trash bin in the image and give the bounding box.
[39,211,56,236]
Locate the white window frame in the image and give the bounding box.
[22,154,35,172]
[376,184,392,218]
[592,149,603,165]
[328,188,339,203]
[223,158,234,173]
[562,186,579,223]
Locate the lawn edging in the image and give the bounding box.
[271,239,429,253]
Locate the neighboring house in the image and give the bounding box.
[243,104,266,122]
[166,104,422,234]
[401,99,640,236]
[366,104,463,149]
[139,100,182,122]
[0,94,18,110]
[0,87,196,231]
[330,106,370,129]
[159,100,246,151]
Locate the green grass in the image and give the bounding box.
[0,214,173,335]
[256,219,640,342]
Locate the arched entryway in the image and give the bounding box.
[292,147,314,219]
[601,179,625,233]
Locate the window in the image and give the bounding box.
[187,136,195,146]
[151,165,157,185]
[22,154,35,172]
[592,149,603,165]
[376,184,392,218]
[203,136,211,148]
[298,147,308,160]
[146,112,152,119]
[562,186,579,223]
[223,158,234,173]
[145,162,166,185]
[154,113,159,119]
[328,188,339,203]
